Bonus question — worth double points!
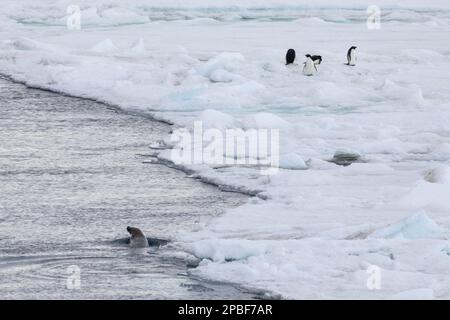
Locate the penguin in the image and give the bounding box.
[303,55,317,76]
[285,48,296,65]
[347,46,357,66]
[307,54,322,65]
[126,226,149,248]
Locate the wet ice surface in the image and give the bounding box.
[0,77,258,299]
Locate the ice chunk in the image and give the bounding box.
[190,239,268,262]
[279,153,308,170]
[12,38,40,51]
[200,109,237,129]
[209,69,236,83]
[243,112,290,130]
[150,140,172,150]
[130,38,146,54]
[199,52,245,79]
[91,39,119,53]
[370,211,443,240]
[424,165,450,184]
[441,245,450,256]
[100,7,150,25]
[378,80,424,106]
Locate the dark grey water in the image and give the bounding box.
[0,77,256,299]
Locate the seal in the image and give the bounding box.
[126,226,149,248]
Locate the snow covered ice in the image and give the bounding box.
[1,0,450,299]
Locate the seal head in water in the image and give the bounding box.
[127,226,149,248]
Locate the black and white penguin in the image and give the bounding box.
[286,48,296,65]
[347,46,357,66]
[306,54,322,65]
[303,55,317,76]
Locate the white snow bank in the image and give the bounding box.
[190,239,269,262]
[186,236,450,299]
[398,180,450,211]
